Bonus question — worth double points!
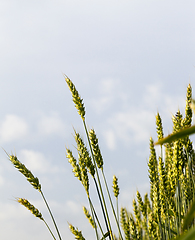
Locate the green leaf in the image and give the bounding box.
[182,200,195,231]
[173,226,195,240]
[154,125,195,145]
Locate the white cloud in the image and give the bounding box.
[19,149,58,173]
[66,200,81,215]
[0,114,28,143]
[103,129,116,150]
[100,78,118,95]
[143,82,163,107]
[88,78,121,114]
[90,96,112,115]
[104,109,154,150]
[102,81,187,150]
[37,112,66,136]
[0,175,4,187]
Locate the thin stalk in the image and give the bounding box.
[116,198,119,229]
[40,190,62,240]
[83,120,114,240]
[177,181,182,233]
[166,201,172,239]
[160,145,163,163]
[88,196,99,240]
[89,197,105,239]
[93,178,110,234]
[101,169,124,240]
[43,219,57,240]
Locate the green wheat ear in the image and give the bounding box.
[64,75,85,120]
[74,130,95,177]
[156,112,164,140]
[112,175,119,199]
[83,206,96,229]
[9,154,41,191]
[68,223,86,240]
[120,207,130,240]
[183,84,192,127]
[89,129,104,169]
[17,198,43,220]
[66,147,89,197]
[66,148,82,181]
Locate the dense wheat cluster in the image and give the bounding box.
[119,84,195,240]
[7,79,195,240]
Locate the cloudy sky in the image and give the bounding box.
[0,0,195,239]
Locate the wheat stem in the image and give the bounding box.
[43,219,58,240]
[40,190,62,240]
[102,170,124,240]
[83,120,114,240]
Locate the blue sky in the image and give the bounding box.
[0,0,195,239]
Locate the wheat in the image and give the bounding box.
[83,206,95,229]
[66,147,89,196]
[120,208,130,240]
[74,131,95,177]
[183,83,192,127]
[112,175,119,199]
[69,224,86,240]
[156,112,164,140]
[64,75,85,120]
[66,148,82,181]
[17,198,43,220]
[9,154,41,191]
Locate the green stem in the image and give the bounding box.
[43,219,57,240]
[93,177,110,237]
[89,197,106,239]
[83,120,114,240]
[116,198,119,229]
[40,190,62,240]
[101,169,124,240]
[88,197,100,240]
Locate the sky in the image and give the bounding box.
[0,0,195,239]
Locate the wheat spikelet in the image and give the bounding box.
[120,208,130,240]
[156,112,164,141]
[148,212,158,239]
[112,175,119,199]
[183,83,192,127]
[66,147,89,196]
[81,167,89,197]
[137,192,148,238]
[64,75,85,120]
[148,138,158,204]
[133,199,142,239]
[74,131,95,177]
[83,206,95,228]
[158,156,169,222]
[143,193,151,217]
[69,223,86,240]
[17,198,43,220]
[136,191,146,217]
[172,111,183,133]
[9,154,41,191]
[129,214,138,240]
[89,129,103,169]
[66,148,82,181]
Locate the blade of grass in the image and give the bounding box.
[182,200,195,231]
[173,226,195,240]
[154,125,195,145]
